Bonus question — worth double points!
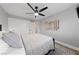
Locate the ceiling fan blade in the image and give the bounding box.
[25,13,34,14]
[39,7,48,12]
[39,13,45,16]
[27,3,36,12]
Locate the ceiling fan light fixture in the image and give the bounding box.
[35,13,38,16]
[27,3,48,18]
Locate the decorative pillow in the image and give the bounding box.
[0,39,9,48]
[2,31,22,48]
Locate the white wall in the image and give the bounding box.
[40,5,79,48]
[8,18,30,33]
[8,18,39,34]
[0,6,8,31]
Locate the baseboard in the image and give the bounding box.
[55,40,79,52]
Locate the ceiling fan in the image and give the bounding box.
[26,3,48,18]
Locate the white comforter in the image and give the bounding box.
[21,33,53,55]
[0,47,25,55]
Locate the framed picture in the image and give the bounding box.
[44,20,59,31]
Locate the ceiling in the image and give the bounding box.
[0,3,77,20]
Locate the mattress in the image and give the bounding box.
[0,47,25,55]
[21,33,53,55]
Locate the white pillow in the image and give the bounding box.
[2,31,22,48]
[0,39,9,48]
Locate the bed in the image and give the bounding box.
[21,33,54,55]
[0,30,54,55]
